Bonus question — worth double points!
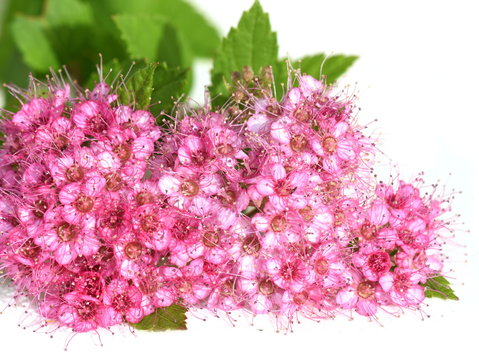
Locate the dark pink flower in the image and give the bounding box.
[103,279,144,324]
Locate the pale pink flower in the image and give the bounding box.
[35,207,98,265]
[379,270,425,306]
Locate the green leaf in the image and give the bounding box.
[157,22,191,69]
[319,54,358,84]
[84,0,220,58]
[211,0,278,99]
[273,54,358,99]
[130,304,187,331]
[118,62,158,110]
[0,0,44,84]
[421,275,459,301]
[115,61,188,115]
[151,0,220,58]
[113,14,166,60]
[156,22,193,95]
[10,15,60,72]
[150,63,189,116]
[45,0,93,26]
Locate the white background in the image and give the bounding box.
[1,0,478,358]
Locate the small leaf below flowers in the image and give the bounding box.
[421,276,459,300]
[130,304,188,331]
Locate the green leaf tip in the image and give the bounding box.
[115,61,188,115]
[130,303,188,331]
[421,275,459,301]
[210,0,278,103]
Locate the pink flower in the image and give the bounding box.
[12,98,51,131]
[239,275,282,315]
[251,206,302,250]
[58,292,111,332]
[253,163,311,210]
[72,100,114,137]
[158,167,222,216]
[132,205,172,251]
[310,242,348,288]
[336,278,383,317]
[353,249,392,282]
[35,208,98,265]
[161,259,212,305]
[376,181,423,221]
[58,173,106,223]
[48,147,95,186]
[266,256,314,292]
[103,279,144,324]
[379,270,425,306]
[207,276,243,311]
[134,267,178,308]
[114,233,158,279]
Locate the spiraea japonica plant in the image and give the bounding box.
[0,1,458,336]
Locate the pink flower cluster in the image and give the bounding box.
[0,75,449,333]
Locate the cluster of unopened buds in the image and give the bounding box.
[0,72,451,333]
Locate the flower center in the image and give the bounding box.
[360,223,377,240]
[19,238,41,259]
[36,113,50,125]
[105,172,122,192]
[275,179,295,197]
[180,180,199,197]
[219,190,236,205]
[314,258,329,275]
[124,241,143,260]
[202,231,220,248]
[387,194,406,209]
[140,214,158,233]
[136,191,154,206]
[290,134,308,152]
[298,206,314,221]
[114,144,132,162]
[333,211,345,226]
[219,279,235,297]
[76,300,97,320]
[93,245,114,263]
[280,262,300,280]
[56,222,78,242]
[89,114,108,133]
[357,281,376,299]
[398,229,415,244]
[178,281,192,293]
[54,134,69,151]
[258,279,275,296]
[293,107,310,122]
[293,291,308,305]
[66,164,84,182]
[322,136,337,154]
[321,180,341,202]
[112,293,132,313]
[217,143,234,155]
[74,194,94,213]
[40,170,54,185]
[394,274,411,293]
[271,215,287,232]
[76,272,103,298]
[104,207,124,228]
[33,199,48,218]
[138,277,159,295]
[172,218,195,241]
[367,251,390,275]
[242,236,261,255]
[191,150,208,166]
